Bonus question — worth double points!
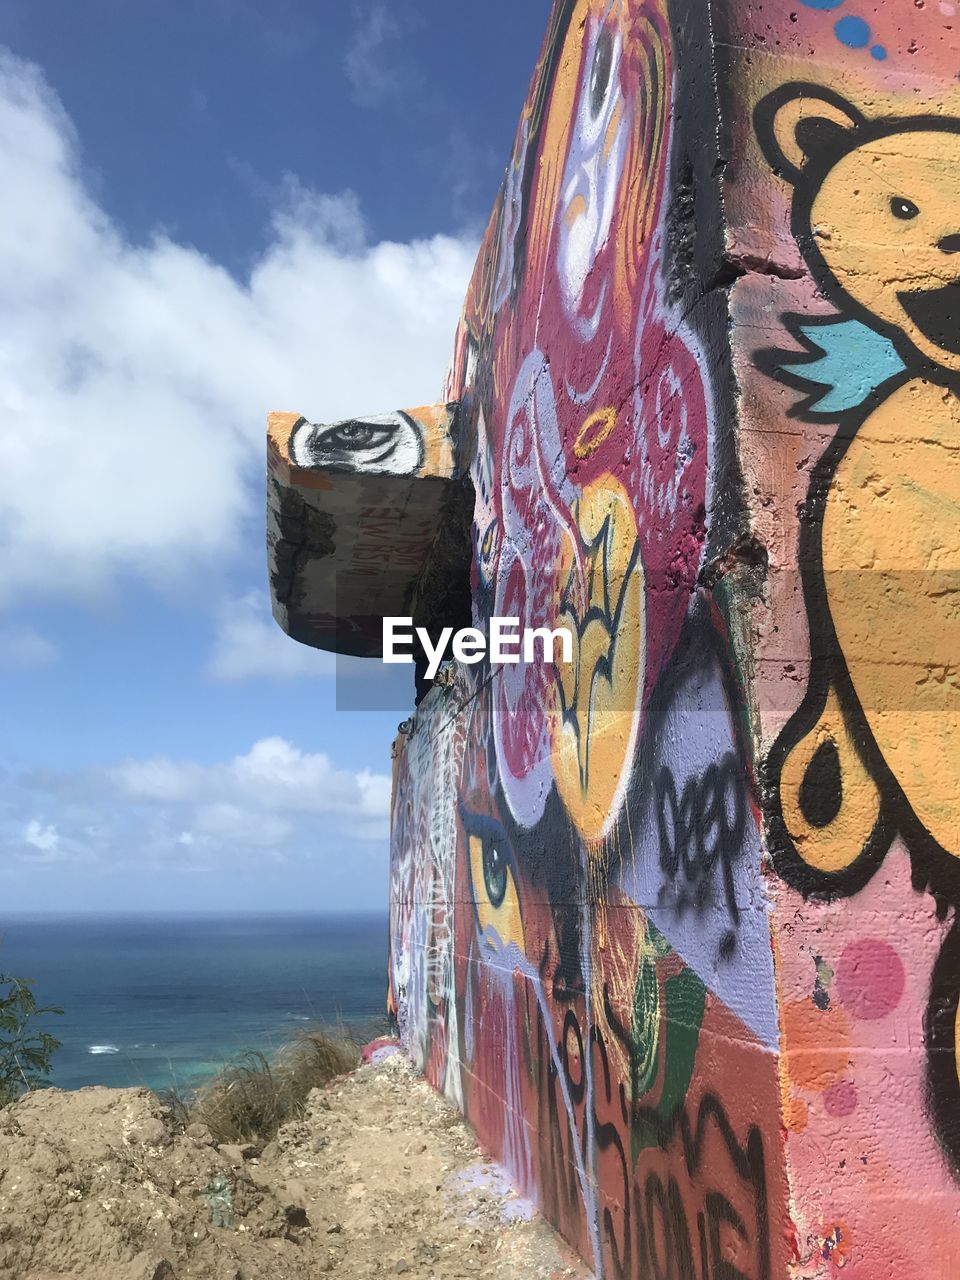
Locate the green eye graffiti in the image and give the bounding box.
[482,841,508,909]
[462,809,525,950]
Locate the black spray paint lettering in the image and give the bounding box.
[534,997,771,1280]
[655,753,747,957]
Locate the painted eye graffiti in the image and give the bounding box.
[890,197,920,221]
[309,419,401,466]
[461,809,525,950]
[324,421,394,452]
[482,840,508,908]
[290,411,424,475]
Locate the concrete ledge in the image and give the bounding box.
[267,404,462,658]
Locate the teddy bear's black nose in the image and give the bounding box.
[938,234,960,254]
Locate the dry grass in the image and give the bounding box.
[171,1028,362,1144]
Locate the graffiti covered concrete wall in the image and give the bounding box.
[388,0,793,1275]
[725,3,960,1277]
[266,0,960,1275]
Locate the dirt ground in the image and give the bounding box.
[0,1047,592,1280]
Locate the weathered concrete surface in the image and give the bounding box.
[267,404,468,657]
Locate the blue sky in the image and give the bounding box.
[0,2,547,913]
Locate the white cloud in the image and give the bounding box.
[207,591,338,681]
[194,801,293,849]
[109,735,390,834]
[344,6,404,107]
[0,48,475,607]
[206,591,417,694]
[3,737,391,880]
[23,819,59,853]
[108,756,207,803]
[0,624,57,667]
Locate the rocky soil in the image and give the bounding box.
[0,1048,591,1280]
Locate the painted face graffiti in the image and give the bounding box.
[482,0,710,857]
[756,81,960,1175]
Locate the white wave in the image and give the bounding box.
[87,1044,120,1055]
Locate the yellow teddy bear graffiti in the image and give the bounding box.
[755,82,960,1170]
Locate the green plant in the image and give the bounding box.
[185,1028,360,1143]
[0,973,63,1106]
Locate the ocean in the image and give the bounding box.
[0,913,389,1093]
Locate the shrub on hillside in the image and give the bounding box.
[179,1029,360,1143]
[0,973,62,1106]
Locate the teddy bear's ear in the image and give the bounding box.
[755,83,865,186]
